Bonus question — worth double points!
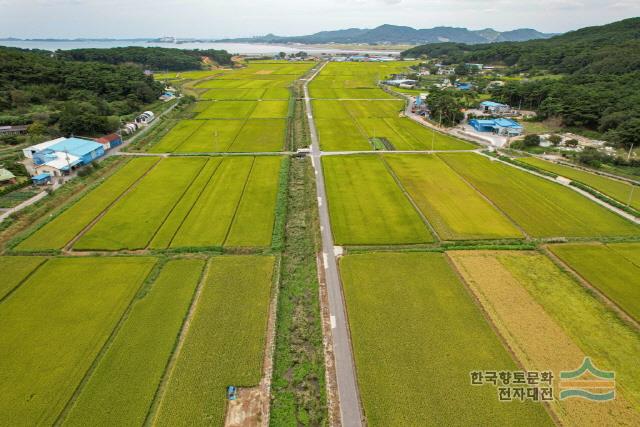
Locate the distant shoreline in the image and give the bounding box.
[0,39,403,55]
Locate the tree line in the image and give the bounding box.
[56,46,233,71]
[0,46,164,137]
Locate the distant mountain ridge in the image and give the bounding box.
[215,24,555,45]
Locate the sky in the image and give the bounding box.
[0,0,638,38]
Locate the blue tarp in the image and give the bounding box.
[31,173,51,183]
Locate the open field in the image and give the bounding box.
[195,101,258,119]
[439,153,639,237]
[15,157,282,251]
[340,252,552,426]
[385,155,523,240]
[548,242,640,322]
[310,87,396,99]
[0,256,46,299]
[195,100,290,120]
[75,158,206,251]
[149,118,286,153]
[312,100,474,151]
[225,156,283,247]
[498,251,640,410]
[449,250,640,424]
[322,155,433,245]
[518,157,640,210]
[169,156,283,248]
[155,61,314,85]
[0,257,156,425]
[15,157,159,251]
[63,258,204,426]
[154,256,274,426]
[200,87,291,100]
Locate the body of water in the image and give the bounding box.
[0,40,400,55]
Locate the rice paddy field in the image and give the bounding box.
[149,118,286,153]
[322,155,433,245]
[449,250,640,424]
[518,157,640,211]
[312,99,474,151]
[0,254,275,426]
[154,256,275,426]
[63,258,205,426]
[0,256,157,425]
[16,156,284,251]
[439,153,639,238]
[309,61,474,151]
[548,242,640,322]
[339,252,552,426]
[384,154,523,240]
[15,157,159,251]
[309,60,417,100]
[0,255,47,299]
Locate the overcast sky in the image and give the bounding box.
[0,0,638,38]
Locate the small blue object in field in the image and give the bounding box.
[227,386,237,401]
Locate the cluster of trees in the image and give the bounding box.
[402,18,640,148]
[0,46,164,138]
[489,72,640,148]
[425,88,464,126]
[57,47,232,71]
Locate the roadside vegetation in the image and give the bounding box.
[270,158,327,425]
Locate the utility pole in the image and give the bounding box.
[627,143,634,161]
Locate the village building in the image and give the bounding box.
[469,118,524,136]
[0,168,16,184]
[479,100,511,115]
[95,133,123,151]
[22,137,105,177]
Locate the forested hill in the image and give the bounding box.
[217,24,553,45]
[401,17,640,74]
[0,47,163,135]
[56,47,233,71]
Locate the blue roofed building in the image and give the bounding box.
[479,100,511,114]
[469,118,524,136]
[23,137,105,177]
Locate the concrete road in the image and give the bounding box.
[304,62,364,427]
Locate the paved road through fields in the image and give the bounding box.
[304,62,364,427]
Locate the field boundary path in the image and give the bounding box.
[305,61,365,427]
[0,190,48,223]
[476,151,640,225]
